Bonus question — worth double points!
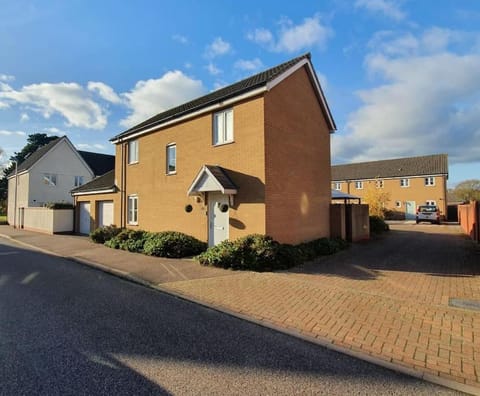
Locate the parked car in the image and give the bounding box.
[416,205,440,224]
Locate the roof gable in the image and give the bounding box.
[332,154,449,181]
[11,137,63,175]
[188,165,238,196]
[111,53,335,143]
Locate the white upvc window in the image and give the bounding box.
[355,181,363,189]
[128,195,138,225]
[74,176,84,187]
[333,182,341,190]
[128,140,139,164]
[43,173,57,186]
[213,109,234,145]
[166,143,176,174]
[376,179,384,188]
[400,178,410,187]
[425,176,435,186]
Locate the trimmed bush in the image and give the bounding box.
[90,225,122,244]
[45,202,74,209]
[370,216,390,234]
[104,229,151,253]
[198,234,349,271]
[143,231,207,258]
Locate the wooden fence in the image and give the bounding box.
[458,201,479,243]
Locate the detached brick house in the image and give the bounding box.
[72,53,336,245]
[331,154,449,220]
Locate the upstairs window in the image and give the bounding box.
[425,177,435,186]
[333,182,341,190]
[74,176,84,187]
[375,180,384,188]
[355,181,363,189]
[43,173,57,186]
[400,178,410,187]
[128,140,139,164]
[213,109,234,145]
[166,144,176,174]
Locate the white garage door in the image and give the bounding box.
[79,202,91,234]
[98,201,114,228]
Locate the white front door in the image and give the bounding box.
[98,201,114,227]
[79,202,91,234]
[208,192,229,247]
[405,201,416,220]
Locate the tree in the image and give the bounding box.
[0,133,59,201]
[362,180,391,218]
[453,179,480,203]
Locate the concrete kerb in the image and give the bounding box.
[1,232,478,396]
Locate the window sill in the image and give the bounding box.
[128,222,138,226]
[166,171,177,176]
[213,140,235,147]
[128,161,139,165]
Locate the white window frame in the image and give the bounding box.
[74,176,84,187]
[376,180,384,188]
[425,176,435,186]
[128,140,139,164]
[400,178,410,188]
[333,182,341,190]
[355,181,363,190]
[166,143,176,175]
[127,195,138,225]
[213,108,234,146]
[43,173,57,186]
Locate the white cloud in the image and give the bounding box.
[43,127,65,135]
[0,130,26,136]
[88,81,123,104]
[247,14,332,53]
[172,34,188,44]
[333,29,480,165]
[234,58,263,71]
[0,74,14,82]
[205,37,232,58]
[120,70,205,128]
[20,113,29,122]
[206,62,222,76]
[0,82,107,129]
[76,143,106,151]
[355,0,405,21]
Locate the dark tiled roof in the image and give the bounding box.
[111,53,320,141]
[71,169,116,194]
[78,151,115,176]
[205,165,238,191]
[332,154,448,181]
[12,137,62,175]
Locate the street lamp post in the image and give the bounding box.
[13,160,18,228]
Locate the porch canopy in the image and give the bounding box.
[331,190,361,204]
[187,165,238,196]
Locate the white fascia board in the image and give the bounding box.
[6,169,29,179]
[266,59,336,132]
[71,188,116,196]
[111,86,268,144]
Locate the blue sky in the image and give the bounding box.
[0,0,479,187]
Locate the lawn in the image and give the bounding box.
[0,215,6,225]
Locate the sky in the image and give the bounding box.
[0,0,479,187]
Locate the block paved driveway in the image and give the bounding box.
[163,224,480,391]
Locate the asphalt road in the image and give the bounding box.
[0,238,462,395]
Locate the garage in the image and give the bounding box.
[79,202,91,234]
[97,201,114,228]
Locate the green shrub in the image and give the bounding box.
[45,202,74,209]
[90,225,122,244]
[143,231,207,258]
[370,216,390,234]
[104,229,151,253]
[198,234,348,271]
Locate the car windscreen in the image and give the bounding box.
[419,206,437,212]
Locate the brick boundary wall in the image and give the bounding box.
[458,201,479,243]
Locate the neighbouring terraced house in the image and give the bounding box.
[331,154,449,220]
[72,53,337,245]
